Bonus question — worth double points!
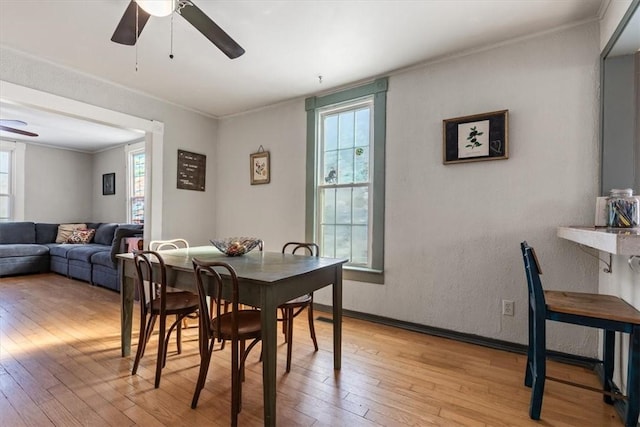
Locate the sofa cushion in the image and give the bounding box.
[0,222,36,244]
[35,223,59,244]
[67,245,109,262]
[0,244,49,257]
[55,223,87,243]
[94,223,119,245]
[66,228,96,244]
[91,250,116,268]
[48,244,76,258]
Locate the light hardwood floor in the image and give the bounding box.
[0,273,622,426]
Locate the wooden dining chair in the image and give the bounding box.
[520,241,640,427]
[131,250,199,388]
[148,238,196,328]
[191,258,262,426]
[278,242,320,373]
[148,238,189,251]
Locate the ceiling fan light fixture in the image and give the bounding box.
[136,0,176,17]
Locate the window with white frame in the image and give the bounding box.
[306,78,387,283]
[126,142,145,224]
[0,141,25,222]
[0,147,11,221]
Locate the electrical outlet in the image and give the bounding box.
[502,300,515,316]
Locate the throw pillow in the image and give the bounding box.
[66,228,96,244]
[55,223,87,243]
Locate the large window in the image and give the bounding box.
[126,142,145,224]
[0,141,25,222]
[0,148,11,221]
[306,78,387,283]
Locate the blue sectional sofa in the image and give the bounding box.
[0,221,142,292]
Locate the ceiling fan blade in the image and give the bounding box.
[111,1,151,46]
[0,125,38,137]
[0,119,27,127]
[179,2,245,59]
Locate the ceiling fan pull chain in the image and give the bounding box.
[135,3,139,71]
[169,12,174,59]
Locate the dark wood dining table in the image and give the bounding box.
[117,246,347,426]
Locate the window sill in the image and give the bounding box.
[343,266,384,284]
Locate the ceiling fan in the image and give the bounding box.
[0,120,39,137]
[111,0,245,59]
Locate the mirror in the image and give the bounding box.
[601,0,640,195]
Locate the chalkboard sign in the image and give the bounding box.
[177,149,206,191]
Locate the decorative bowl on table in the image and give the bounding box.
[210,237,262,256]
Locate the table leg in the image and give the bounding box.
[261,296,278,427]
[333,266,342,370]
[121,269,134,357]
[624,325,639,427]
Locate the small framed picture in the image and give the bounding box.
[443,110,509,164]
[102,172,115,195]
[250,151,270,185]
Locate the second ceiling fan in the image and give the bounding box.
[111,0,245,59]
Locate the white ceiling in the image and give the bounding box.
[0,0,607,150]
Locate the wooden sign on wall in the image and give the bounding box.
[177,149,206,191]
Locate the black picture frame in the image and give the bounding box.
[102,172,115,195]
[443,110,509,164]
[177,149,206,191]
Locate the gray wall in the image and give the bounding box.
[24,144,93,222]
[602,54,637,194]
[92,146,127,223]
[1,48,220,245]
[216,22,602,356]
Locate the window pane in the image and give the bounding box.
[323,150,337,184]
[355,107,370,147]
[338,111,354,149]
[337,149,354,184]
[321,188,335,224]
[352,187,368,224]
[322,225,335,258]
[354,146,369,183]
[335,187,352,224]
[0,195,9,219]
[351,225,368,265]
[335,225,352,260]
[0,152,8,172]
[0,173,8,194]
[324,114,338,151]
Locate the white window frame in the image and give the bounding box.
[316,97,375,268]
[0,140,25,221]
[125,141,145,224]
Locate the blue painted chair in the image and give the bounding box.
[520,241,640,427]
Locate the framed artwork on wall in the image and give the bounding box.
[250,148,270,185]
[177,149,206,191]
[102,172,115,195]
[443,110,509,164]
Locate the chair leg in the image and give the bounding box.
[132,314,152,375]
[176,315,182,355]
[231,338,240,427]
[155,315,167,389]
[624,326,639,427]
[307,302,319,352]
[602,329,615,404]
[286,307,294,373]
[191,338,215,409]
[529,314,546,420]
[524,304,534,388]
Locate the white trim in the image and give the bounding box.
[0,80,163,240]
